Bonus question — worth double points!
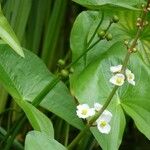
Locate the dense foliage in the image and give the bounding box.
[0,0,150,150]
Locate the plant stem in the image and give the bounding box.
[32,76,60,106]
[0,127,23,150]
[3,116,26,150]
[66,20,113,69]
[87,12,104,46]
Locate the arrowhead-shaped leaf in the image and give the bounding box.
[0,44,83,130]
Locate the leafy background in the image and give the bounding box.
[0,0,150,150]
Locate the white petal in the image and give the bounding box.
[88,108,96,116]
[109,73,125,86]
[128,80,135,86]
[94,103,102,111]
[125,68,131,75]
[76,109,89,119]
[97,121,111,134]
[110,65,122,73]
[103,110,112,121]
[96,112,112,123]
[77,104,89,110]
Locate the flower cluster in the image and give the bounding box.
[76,103,112,134]
[109,65,135,86]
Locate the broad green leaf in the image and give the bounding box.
[70,10,150,147]
[72,0,145,10]
[0,44,84,130]
[25,131,67,150]
[71,42,127,150]
[70,40,150,149]
[15,99,54,137]
[0,6,24,57]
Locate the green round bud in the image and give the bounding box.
[124,40,128,45]
[69,67,74,73]
[97,30,105,38]
[58,59,65,66]
[112,15,119,23]
[132,47,137,53]
[106,33,113,41]
[61,69,69,78]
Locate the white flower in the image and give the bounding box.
[96,113,112,134]
[76,104,95,119]
[94,103,102,112]
[109,73,125,86]
[94,103,112,116]
[125,69,135,86]
[110,65,122,73]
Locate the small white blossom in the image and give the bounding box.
[76,104,95,119]
[96,113,112,134]
[94,103,112,116]
[94,103,102,112]
[110,65,122,73]
[125,69,135,86]
[109,73,125,86]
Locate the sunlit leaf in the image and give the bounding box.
[0,6,24,57]
[15,99,54,137]
[25,131,67,150]
[0,44,84,130]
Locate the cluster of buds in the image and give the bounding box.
[146,3,150,11]
[97,15,119,41]
[76,103,112,134]
[57,59,74,78]
[136,17,148,29]
[97,30,113,41]
[109,65,135,86]
[124,39,138,53]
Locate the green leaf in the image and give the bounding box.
[71,41,127,149]
[72,0,145,10]
[25,131,67,150]
[0,6,24,57]
[15,99,54,137]
[70,10,150,147]
[0,44,84,130]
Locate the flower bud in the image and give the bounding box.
[132,47,137,53]
[124,40,128,45]
[69,67,74,73]
[60,69,69,78]
[106,33,113,41]
[112,15,119,23]
[97,30,105,38]
[58,59,65,66]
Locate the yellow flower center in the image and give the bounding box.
[128,74,133,80]
[116,77,123,84]
[81,109,88,115]
[100,121,107,127]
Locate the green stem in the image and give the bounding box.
[32,76,60,106]
[67,126,89,150]
[3,116,26,150]
[64,123,70,146]
[66,20,113,69]
[83,12,104,67]
[0,127,23,150]
[89,86,118,125]
[0,113,25,146]
[87,12,104,46]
